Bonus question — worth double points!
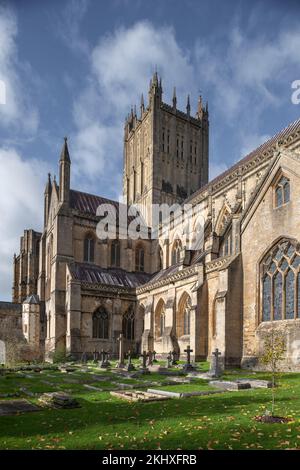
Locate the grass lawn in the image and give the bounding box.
[1,364,300,450]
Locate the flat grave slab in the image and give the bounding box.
[0,399,41,416]
[210,380,251,390]
[110,390,171,402]
[39,392,80,409]
[237,379,272,388]
[83,384,103,391]
[147,388,227,398]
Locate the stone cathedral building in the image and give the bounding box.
[2,72,300,370]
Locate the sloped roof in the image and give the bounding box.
[70,189,120,216]
[186,117,300,203]
[70,262,152,289]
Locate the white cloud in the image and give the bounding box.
[0,5,43,300]
[72,21,198,197]
[0,148,45,300]
[194,25,300,124]
[0,5,39,134]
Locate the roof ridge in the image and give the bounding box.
[185,116,300,203]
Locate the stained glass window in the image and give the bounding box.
[263,275,271,321]
[273,271,283,320]
[285,269,295,319]
[93,307,109,339]
[261,239,300,321]
[84,236,95,263]
[122,307,135,340]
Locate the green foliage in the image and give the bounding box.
[260,325,286,416]
[1,364,300,450]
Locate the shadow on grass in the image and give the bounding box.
[0,387,291,441]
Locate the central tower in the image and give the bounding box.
[123,72,209,226]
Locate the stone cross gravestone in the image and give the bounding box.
[99,350,110,369]
[152,350,158,363]
[126,350,135,371]
[140,350,149,374]
[182,345,195,372]
[209,348,223,377]
[117,334,125,368]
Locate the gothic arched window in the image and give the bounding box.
[135,245,145,272]
[160,312,165,336]
[122,307,135,340]
[261,239,300,321]
[184,309,190,335]
[275,176,290,208]
[172,239,182,265]
[84,235,95,263]
[177,293,192,337]
[111,240,120,267]
[155,299,165,338]
[92,307,109,339]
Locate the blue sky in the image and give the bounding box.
[0,0,300,299]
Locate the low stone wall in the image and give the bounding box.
[242,319,300,371]
[0,301,23,364]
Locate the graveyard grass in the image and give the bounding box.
[1,363,300,450]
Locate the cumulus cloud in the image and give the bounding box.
[71,21,199,198]
[195,25,300,121]
[0,5,44,299]
[0,148,45,300]
[0,5,39,134]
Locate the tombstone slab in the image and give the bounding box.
[0,399,41,416]
[210,380,251,390]
[110,390,170,402]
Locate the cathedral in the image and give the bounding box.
[2,72,300,370]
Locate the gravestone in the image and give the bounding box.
[81,351,88,364]
[0,399,41,416]
[182,345,195,372]
[117,334,125,368]
[147,350,153,366]
[0,340,5,365]
[93,350,99,363]
[140,350,150,374]
[171,350,178,365]
[110,390,170,402]
[209,348,223,378]
[126,350,135,371]
[166,352,172,368]
[152,351,158,363]
[99,350,110,369]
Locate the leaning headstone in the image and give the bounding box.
[208,348,223,378]
[117,334,125,368]
[182,345,195,372]
[99,350,110,369]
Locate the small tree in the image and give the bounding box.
[260,325,286,416]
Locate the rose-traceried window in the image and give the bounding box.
[261,239,300,321]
